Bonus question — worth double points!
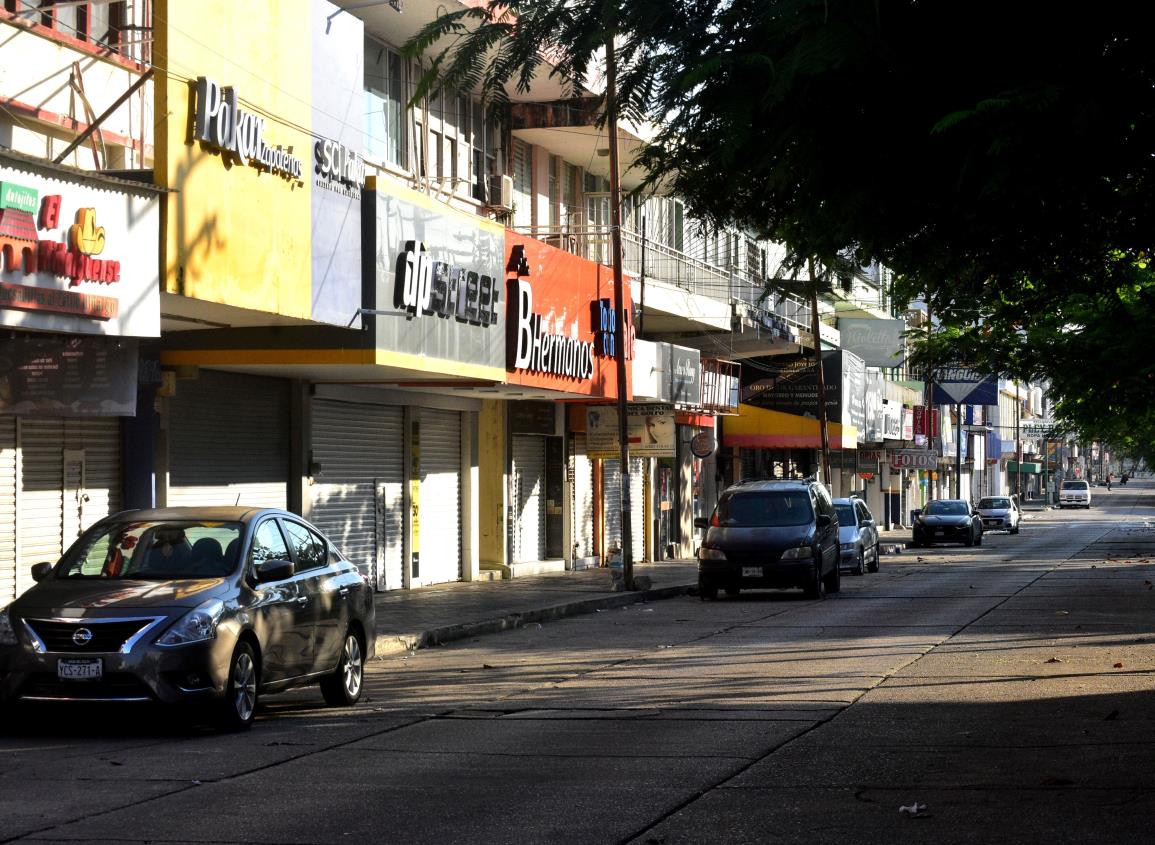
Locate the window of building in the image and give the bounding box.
[364,36,408,169]
[512,138,533,227]
[5,1,130,54]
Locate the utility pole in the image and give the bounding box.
[1014,380,1022,499]
[955,402,963,499]
[808,258,831,489]
[605,39,634,590]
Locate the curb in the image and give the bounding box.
[371,583,695,657]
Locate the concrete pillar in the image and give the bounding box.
[478,400,507,572]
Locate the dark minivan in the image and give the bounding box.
[695,480,841,599]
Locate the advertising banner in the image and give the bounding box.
[744,350,865,426]
[586,404,675,458]
[837,317,905,367]
[0,335,137,416]
[890,449,937,470]
[931,365,999,406]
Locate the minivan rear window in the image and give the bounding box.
[1061,481,1089,490]
[717,491,813,527]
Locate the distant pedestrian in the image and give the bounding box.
[1106,473,1113,491]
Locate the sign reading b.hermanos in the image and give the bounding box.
[193,77,303,181]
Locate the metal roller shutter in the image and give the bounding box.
[168,371,289,509]
[571,436,594,560]
[630,456,646,563]
[16,417,121,599]
[0,417,14,603]
[511,435,546,562]
[310,399,404,591]
[419,408,461,585]
[603,458,622,553]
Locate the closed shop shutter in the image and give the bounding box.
[419,408,461,585]
[0,417,15,603]
[310,399,404,591]
[511,434,546,562]
[16,417,121,599]
[630,456,646,562]
[168,371,289,509]
[571,435,595,560]
[603,458,622,553]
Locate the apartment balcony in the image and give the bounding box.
[514,224,813,357]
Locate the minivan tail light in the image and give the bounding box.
[710,512,720,527]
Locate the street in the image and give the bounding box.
[3,484,1155,845]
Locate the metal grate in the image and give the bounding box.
[24,618,155,653]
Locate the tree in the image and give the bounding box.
[407,1,1155,447]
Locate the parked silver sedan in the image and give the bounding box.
[833,496,880,575]
[976,496,1021,534]
[0,507,376,731]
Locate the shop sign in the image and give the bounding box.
[586,404,675,458]
[0,335,138,416]
[931,365,998,406]
[690,430,716,458]
[313,138,364,198]
[890,449,937,470]
[859,449,886,462]
[838,318,905,368]
[397,241,499,327]
[193,77,304,181]
[513,278,596,379]
[0,189,121,286]
[882,400,902,440]
[901,406,914,440]
[912,405,940,437]
[670,345,701,406]
[0,181,38,214]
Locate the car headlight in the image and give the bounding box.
[0,605,17,647]
[156,599,225,647]
[780,546,813,560]
[698,547,727,561]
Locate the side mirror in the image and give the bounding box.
[912,509,922,519]
[694,517,709,530]
[31,561,53,582]
[255,559,294,583]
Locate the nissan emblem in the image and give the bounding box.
[72,627,93,646]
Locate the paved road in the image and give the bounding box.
[3,483,1155,844]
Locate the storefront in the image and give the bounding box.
[0,153,160,601]
[504,232,635,569]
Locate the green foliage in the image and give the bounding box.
[404,1,1155,450]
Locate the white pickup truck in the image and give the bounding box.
[1058,480,1092,509]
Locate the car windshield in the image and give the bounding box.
[1062,481,1088,490]
[924,500,969,516]
[57,520,244,580]
[834,504,856,525]
[717,491,813,527]
[979,498,1012,509]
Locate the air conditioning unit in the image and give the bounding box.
[487,174,514,212]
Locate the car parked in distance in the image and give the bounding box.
[695,479,841,599]
[1059,480,1092,509]
[0,507,376,731]
[833,496,880,575]
[977,496,1021,534]
[911,499,984,548]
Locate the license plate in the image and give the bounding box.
[741,566,762,578]
[935,529,945,535]
[58,658,102,681]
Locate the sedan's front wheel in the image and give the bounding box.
[215,641,258,732]
[321,630,365,707]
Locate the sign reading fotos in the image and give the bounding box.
[586,404,676,458]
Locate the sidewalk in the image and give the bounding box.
[370,560,698,657]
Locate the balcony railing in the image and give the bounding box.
[513,223,812,335]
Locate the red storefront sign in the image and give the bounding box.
[504,232,633,398]
[912,406,940,436]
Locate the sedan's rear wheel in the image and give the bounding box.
[852,550,865,576]
[215,641,258,732]
[867,546,880,573]
[321,630,365,707]
[698,578,718,601]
